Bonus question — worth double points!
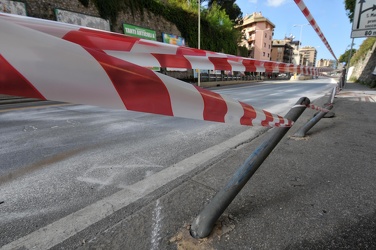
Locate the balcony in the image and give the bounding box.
[247,34,256,42]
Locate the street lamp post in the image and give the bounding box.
[344,39,355,87]
[293,23,310,65]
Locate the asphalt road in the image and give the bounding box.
[0,78,337,248]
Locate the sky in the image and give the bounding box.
[235,0,364,62]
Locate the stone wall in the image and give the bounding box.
[22,0,193,80]
[25,0,99,20]
[350,41,376,87]
[24,0,181,39]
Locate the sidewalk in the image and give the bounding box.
[58,82,376,249]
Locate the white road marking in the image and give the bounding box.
[150,199,162,250]
[1,127,265,250]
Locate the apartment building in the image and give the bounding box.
[237,12,275,61]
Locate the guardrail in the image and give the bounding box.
[190,97,310,238]
[199,74,291,82]
[293,87,336,138]
[339,68,346,89]
[200,74,260,82]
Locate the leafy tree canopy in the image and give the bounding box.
[338,48,356,64]
[203,2,234,31]
[205,0,242,21]
[344,0,355,22]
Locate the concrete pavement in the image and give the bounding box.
[6,82,375,249]
[48,81,374,249]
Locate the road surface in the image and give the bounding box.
[0,78,337,248]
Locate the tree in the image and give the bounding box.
[206,0,242,21]
[344,0,355,22]
[338,48,356,64]
[226,3,242,21]
[203,2,233,30]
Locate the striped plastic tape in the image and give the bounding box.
[294,0,338,61]
[0,17,293,127]
[0,13,335,75]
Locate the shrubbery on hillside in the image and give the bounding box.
[80,0,244,55]
[350,37,376,66]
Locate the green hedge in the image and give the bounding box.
[83,0,242,55]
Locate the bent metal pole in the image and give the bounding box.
[190,97,310,239]
[293,87,336,138]
[293,103,333,138]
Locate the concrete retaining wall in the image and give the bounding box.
[350,41,376,86]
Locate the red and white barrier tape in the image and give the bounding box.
[306,104,332,113]
[294,0,338,61]
[293,104,332,113]
[0,16,293,127]
[0,13,335,75]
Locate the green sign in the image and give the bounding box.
[123,24,156,41]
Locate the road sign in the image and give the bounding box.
[351,0,376,38]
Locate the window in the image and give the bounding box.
[264,33,267,38]
[264,42,266,47]
[263,52,265,56]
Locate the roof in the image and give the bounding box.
[240,12,275,28]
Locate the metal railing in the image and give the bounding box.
[198,74,291,82]
[190,97,310,238]
[293,87,336,138]
[199,74,261,82]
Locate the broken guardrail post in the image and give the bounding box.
[341,68,346,89]
[330,86,336,105]
[292,104,333,138]
[338,68,346,90]
[293,87,336,138]
[190,97,310,239]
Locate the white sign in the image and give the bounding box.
[0,0,26,16]
[55,9,110,31]
[351,0,376,38]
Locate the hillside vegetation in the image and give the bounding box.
[79,0,247,56]
[350,37,376,66]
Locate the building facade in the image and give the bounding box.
[271,38,295,63]
[299,46,317,67]
[237,12,275,61]
[317,59,336,69]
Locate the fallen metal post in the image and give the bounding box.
[293,87,336,138]
[190,97,310,239]
[292,104,333,138]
